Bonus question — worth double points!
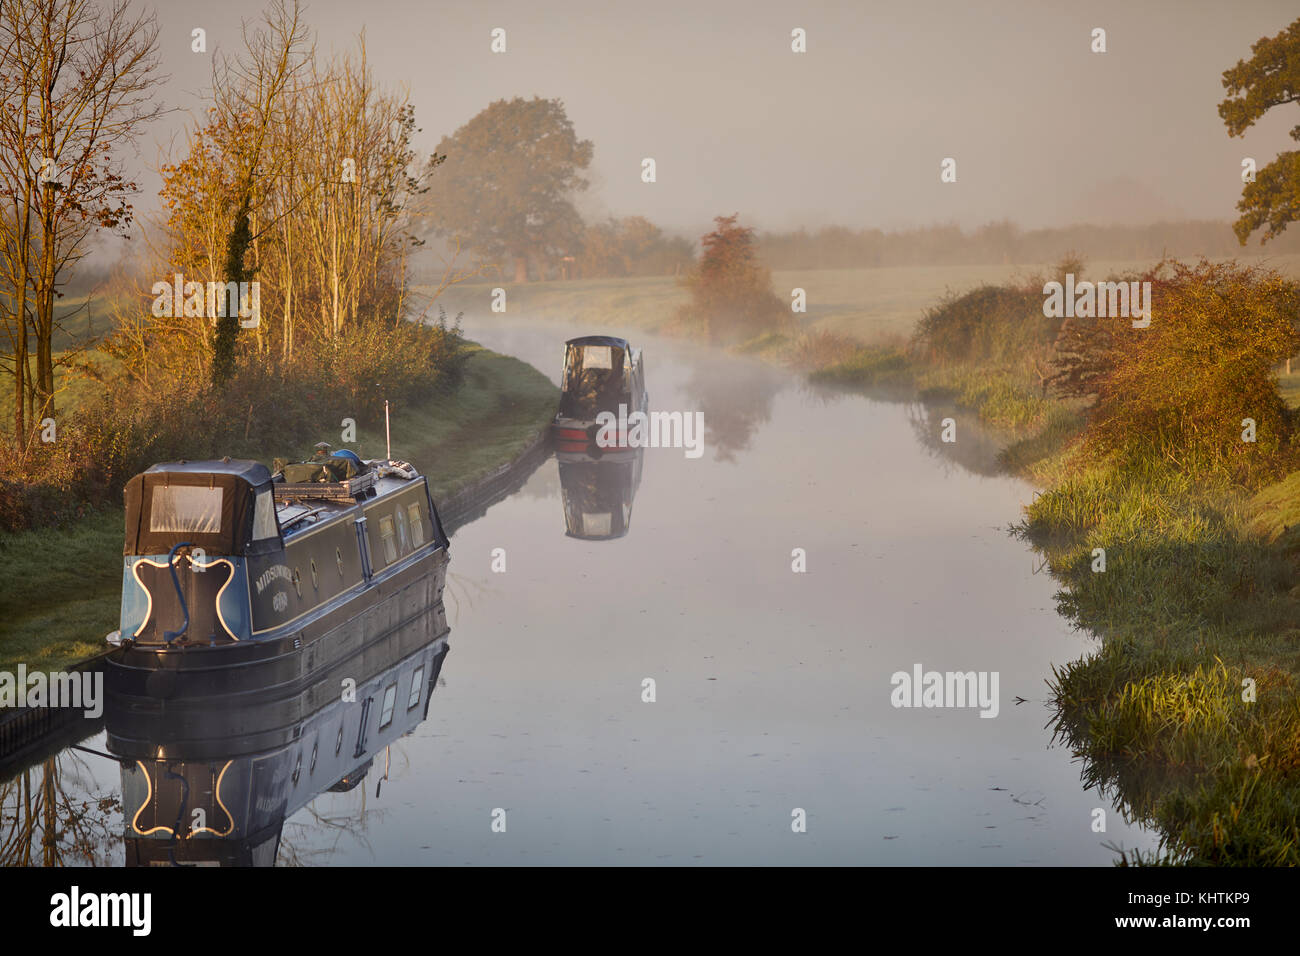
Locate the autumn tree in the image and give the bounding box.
[1065,260,1300,482]
[1219,17,1300,244]
[577,215,694,278]
[675,214,788,345]
[206,0,310,385]
[424,97,592,283]
[141,21,461,386]
[0,0,164,448]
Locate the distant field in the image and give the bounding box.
[0,294,120,425]
[420,253,1300,345]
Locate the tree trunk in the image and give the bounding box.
[513,256,528,283]
[12,312,25,450]
[35,204,57,423]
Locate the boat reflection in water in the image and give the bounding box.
[105,632,449,866]
[558,446,644,541]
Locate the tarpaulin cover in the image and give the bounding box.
[280,456,361,483]
[124,459,273,555]
[559,339,630,420]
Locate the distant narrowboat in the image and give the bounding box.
[105,452,450,703]
[553,335,647,458]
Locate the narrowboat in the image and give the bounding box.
[559,446,644,540]
[107,632,448,866]
[105,452,450,705]
[553,335,647,458]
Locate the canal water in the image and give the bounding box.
[1,319,1158,865]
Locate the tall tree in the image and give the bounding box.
[425,97,592,283]
[208,0,309,385]
[0,0,164,447]
[1219,17,1300,244]
[144,26,461,384]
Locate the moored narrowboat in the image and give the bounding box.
[105,453,450,704]
[553,335,648,458]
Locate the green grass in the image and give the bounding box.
[373,344,557,502]
[0,343,557,676]
[1013,448,1300,864]
[0,294,121,429]
[808,343,914,389]
[0,508,123,676]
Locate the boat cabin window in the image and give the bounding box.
[407,503,425,547]
[251,489,278,540]
[395,506,410,553]
[582,345,613,369]
[378,515,397,565]
[379,683,397,729]
[149,485,223,534]
[408,665,425,709]
[583,512,613,537]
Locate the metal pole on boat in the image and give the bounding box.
[385,399,392,462]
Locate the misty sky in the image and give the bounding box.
[130,0,1299,238]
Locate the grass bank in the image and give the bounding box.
[0,343,556,676]
[804,263,1300,865]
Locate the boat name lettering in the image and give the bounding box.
[255,564,293,595]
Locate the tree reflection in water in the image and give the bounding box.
[0,753,121,867]
[679,359,783,463]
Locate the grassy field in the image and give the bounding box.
[423,253,1300,345]
[0,343,557,676]
[0,295,121,427]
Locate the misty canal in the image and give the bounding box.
[9,319,1158,865]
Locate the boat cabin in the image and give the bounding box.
[554,335,647,453]
[115,455,448,652]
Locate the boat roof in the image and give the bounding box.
[145,458,272,486]
[565,335,631,350]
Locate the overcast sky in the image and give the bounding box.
[132,0,1299,237]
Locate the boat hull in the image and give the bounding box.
[105,546,449,755]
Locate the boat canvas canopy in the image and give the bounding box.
[564,335,630,350]
[560,337,632,420]
[124,459,276,556]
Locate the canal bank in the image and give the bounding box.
[0,344,558,679]
[794,276,1300,866]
